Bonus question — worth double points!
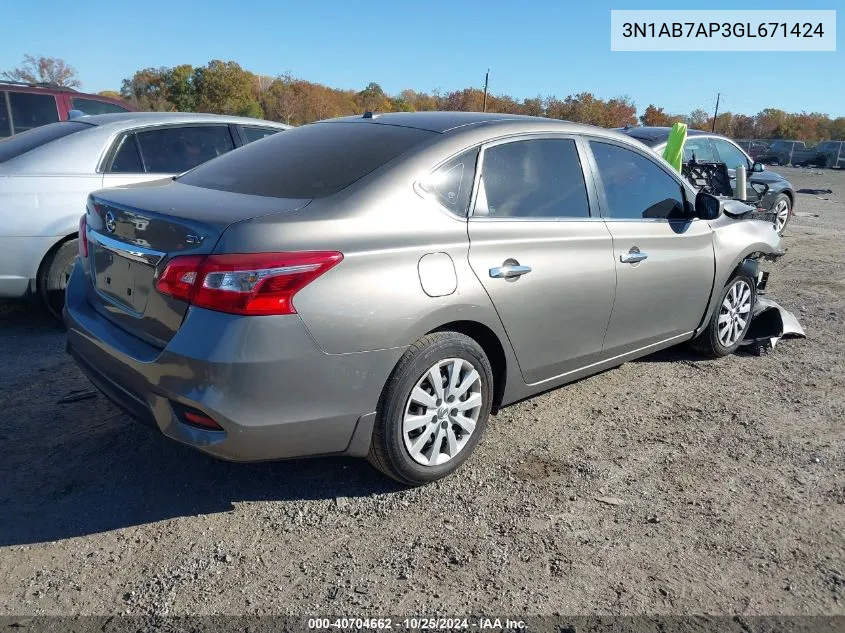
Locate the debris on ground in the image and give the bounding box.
[742,297,806,354]
[796,188,833,195]
[56,389,98,404]
[595,497,623,506]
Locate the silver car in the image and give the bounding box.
[0,112,290,315]
[64,112,782,485]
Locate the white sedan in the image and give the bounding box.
[0,112,290,315]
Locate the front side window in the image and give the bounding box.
[712,139,750,171]
[72,97,129,115]
[590,141,686,221]
[242,126,280,144]
[8,91,59,133]
[682,137,717,162]
[135,125,235,174]
[109,134,144,173]
[476,138,590,218]
[419,148,478,216]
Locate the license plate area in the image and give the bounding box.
[92,243,155,315]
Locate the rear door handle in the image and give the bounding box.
[620,248,648,264]
[489,264,532,279]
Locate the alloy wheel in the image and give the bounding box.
[718,279,753,347]
[774,199,790,233]
[402,358,482,466]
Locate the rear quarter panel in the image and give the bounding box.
[0,174,101,294]
[0,174,102,237]
[217,185,509,356]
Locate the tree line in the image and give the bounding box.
[5,56,845,142]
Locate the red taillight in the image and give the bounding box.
[182,410,223,431]
[155,255,205,304]
[155,251,343,316]
[78,214,88,258]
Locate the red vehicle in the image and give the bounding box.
[0,81,136,137]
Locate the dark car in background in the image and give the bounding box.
[754,139,836,167]
[737,139,770,161]
[620,127,796,234]
[814,140,845,169]
[0,81,134,138]
[757,140,807,166]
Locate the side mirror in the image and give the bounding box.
[694,191,722,220]
[751,161,765,173]
[695,191,761,221]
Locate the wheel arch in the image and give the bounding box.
[428,320,508,413]
[35,232,78,292]
[695,247,769,338]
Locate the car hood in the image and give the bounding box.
[749,169,787,185]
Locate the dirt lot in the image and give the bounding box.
[0,167,842,620]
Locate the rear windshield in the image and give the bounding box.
[178,122,436,198]
[0,121,92,163]
[619,130,664,147]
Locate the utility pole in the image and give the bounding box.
[482,68,489,112]
[711,93,720,132]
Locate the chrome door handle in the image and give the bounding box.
[489,264,532,279]
[620,248,648,264]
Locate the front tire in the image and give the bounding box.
[694,275,756,358]
[39,239,78,320]
[367,331,493,486]
[772,193,792,235]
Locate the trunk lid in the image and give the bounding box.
[82,178,311,347]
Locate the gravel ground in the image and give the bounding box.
[0,167,842,619]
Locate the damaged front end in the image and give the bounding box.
[739,252,806,353]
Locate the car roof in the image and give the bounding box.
[320,111,593,133]
[74,111,292,130]
[616,126,713,147]
[0,113,291,175]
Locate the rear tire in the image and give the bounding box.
[367,331,493,486]
[39,239,78,320]
[694,275,756,359]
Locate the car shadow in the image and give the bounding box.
[0,302,403,547]
[633,345,704,364]
[0,416,402,547]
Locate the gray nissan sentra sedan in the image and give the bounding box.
[65,112,782,485]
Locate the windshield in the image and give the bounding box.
[0,121,92,163]
[179,122,436,199]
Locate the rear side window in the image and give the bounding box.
[0,121,90,163]
[8,92,59,133]
[0,92,10,137]
[476,138,590,218]
[590,141,686,221]
[110,134,144,173]
[419,148,479,216]
[135,125,235,174]
[242,126,280,144]
[179,122,436,198]
[72,97,129,115]
[682,137,717,162]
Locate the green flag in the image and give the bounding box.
[662,122,687,173]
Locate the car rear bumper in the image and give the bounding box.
[64,262,402,462]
